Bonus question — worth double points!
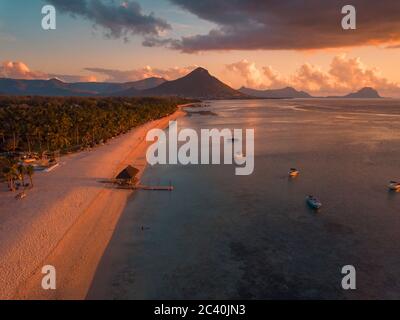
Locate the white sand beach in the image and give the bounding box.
[0,107,186,300]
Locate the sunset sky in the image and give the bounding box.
[1,0,400,96]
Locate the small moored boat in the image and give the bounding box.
[306,195,322,210]
[15,192,27,200]
[388,181,400,191]
[289,168,300,177]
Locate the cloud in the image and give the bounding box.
[294,54,400,95]
[0,61,48,79]
[142,37,181,48]
[48,0,171,39]
[50,74,98,82]
[262,66,289,89]
[226,60,264,88]
[226,60,290,89]
[164,0,400,52]
[291,63,333,93]
[0,60,194,83]
[225,55,400,96]
[85,65,197,82]
[0,61,97,82]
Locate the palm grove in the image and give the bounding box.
[0,96,189,192]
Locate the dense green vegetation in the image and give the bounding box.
[1,157,34,192]
[0,96,190,153]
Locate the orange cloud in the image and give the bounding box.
[0,61,47,79]
[226,60,264,88]
[226,55,400,97]
[0,61,97,83]
[85,65,197,82]
[0,60,193,83]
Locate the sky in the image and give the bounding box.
[1,0,400,96]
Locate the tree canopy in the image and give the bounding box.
[0,96,191,154]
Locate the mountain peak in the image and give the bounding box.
[190,67,210,75]
[345,87,382,98]
[142,67,245,99]
[47,78,65,84]
[359,87,377,93]
[239,86,312,98]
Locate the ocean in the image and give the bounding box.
[88,99,400,299]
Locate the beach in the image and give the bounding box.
[0,106,186,300]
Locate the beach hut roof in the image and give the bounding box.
[116,165,139,180]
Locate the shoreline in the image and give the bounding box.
[0,105,188,300]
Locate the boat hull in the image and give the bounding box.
[307,198,322,210]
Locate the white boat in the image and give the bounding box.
[289,168,300,177]
[306,195,322,210]
[388,181,400,191]
[45,162,60,172]
[15,192,27,200]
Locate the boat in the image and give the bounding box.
[15,192,27,200]
[44,162,59,172]
[289,168,300,178]
[388,181,400,191]
[306,195,322,210]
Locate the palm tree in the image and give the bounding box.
[17,164,26,187]
[0,95,186,156]
[2,167,14,191]
[2,157,19,192]
[0,129,5,145]
[26,165,34,188]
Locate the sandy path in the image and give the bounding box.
[0,107,186,300]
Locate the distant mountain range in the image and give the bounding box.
[0,67,384,99]
[0,77,166,97]
[0,68,244,99]
[326,87,382,99]
[239,86,312,98]
[71,77,166,95]
[239,86,383,99]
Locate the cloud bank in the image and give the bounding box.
[226,55,400,97]
[85,65,197,82]
[0,61,47,80]
[0,61,96,82]
[157,0,400,52]
[2,58,399,97]
[48,0,171,40]
[0,61,195,83]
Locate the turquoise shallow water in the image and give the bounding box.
[88,99,400,299]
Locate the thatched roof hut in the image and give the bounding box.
[116,165,139,182]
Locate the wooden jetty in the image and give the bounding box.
[102,166,174,191]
